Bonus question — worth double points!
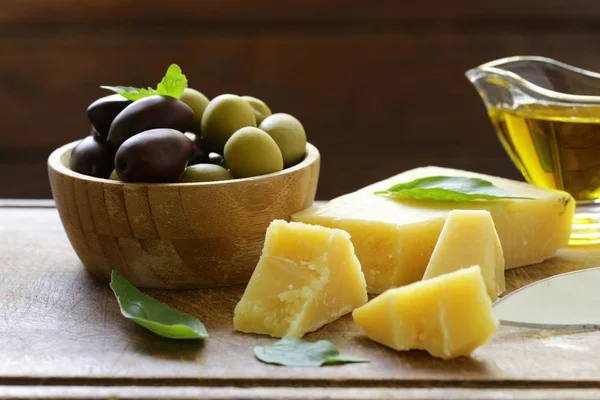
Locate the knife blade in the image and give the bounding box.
[493,267,600,330]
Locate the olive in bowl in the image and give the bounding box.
[177,164,233,183]
[108,95,193,149]
[208,152,225,166]
[114,128,192,183]
[180,88,210,134]
[87,94,131,139]
[259,113,307,168]
[185,132,210,165]
[200,94,256,153]
[70,135,115,178]
[242,96,272,125]
[224,127,283,178]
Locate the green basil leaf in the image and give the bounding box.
[155,64,187,99]
[101,63,187,101]
[100,86,157,101]
[375,176,534,201]
[323,354,372,365]
[109,270,208,339]
[254,338,369,367]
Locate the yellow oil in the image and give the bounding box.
[490,105,600,202]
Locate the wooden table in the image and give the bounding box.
[2,200,600,400]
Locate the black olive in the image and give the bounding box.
[114,129,193,183]
[70,135,115,178]
[108,95,193,149]
[87,94,131,139]
[208,152,225,166]
[185,132,209,165]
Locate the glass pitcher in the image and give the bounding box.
[466,56,600,245]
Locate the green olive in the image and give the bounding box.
[259,113,307,168]
[109,169,120,181]
[177,164,233,183]
[180,88,210,133]
[200,94,256,153]
[224,127,283,178]
[242,96,272,125]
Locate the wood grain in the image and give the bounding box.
[3,386,600,400]
[3,0,600,25]
[7,32,600,200]
[2,204,600,398]
[47,141,319,289]
[4,1,600,200]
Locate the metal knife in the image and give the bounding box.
[493,267,600,330]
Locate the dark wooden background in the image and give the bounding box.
[2,0,600,200]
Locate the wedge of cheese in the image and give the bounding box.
[293,166,574,293]
[422,210,505,301]
[352,266,498,360]
[233,220,368,338]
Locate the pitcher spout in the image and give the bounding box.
[466,56,600,112]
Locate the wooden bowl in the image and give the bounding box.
[48,140,320,289]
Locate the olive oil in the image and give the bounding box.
[489,105,600,202]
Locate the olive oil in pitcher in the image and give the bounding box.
[489,104,600,202]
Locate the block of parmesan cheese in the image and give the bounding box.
[233,220,368,338]
[352,266,498,360]
[293,166,574,293]
[422,209,505,301]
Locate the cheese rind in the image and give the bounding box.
[422,209,505,301]
[233,220,368,338]
[352,266,498,360]
[293,166,574,293]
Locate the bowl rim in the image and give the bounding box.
[48,140,320,187]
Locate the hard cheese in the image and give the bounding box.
[293,166,574,293]
[233,220,368,338]
[352,265,498,360]
[422,210,505,301]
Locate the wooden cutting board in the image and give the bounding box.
[2,201,600,400]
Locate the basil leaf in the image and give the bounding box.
[323,354,372,365]
[155,64,187,99]
[100,86,157,101]
[109,270,208,339]
[375,176,533,201]
[254,338,369,367]
[101,63,188,101]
